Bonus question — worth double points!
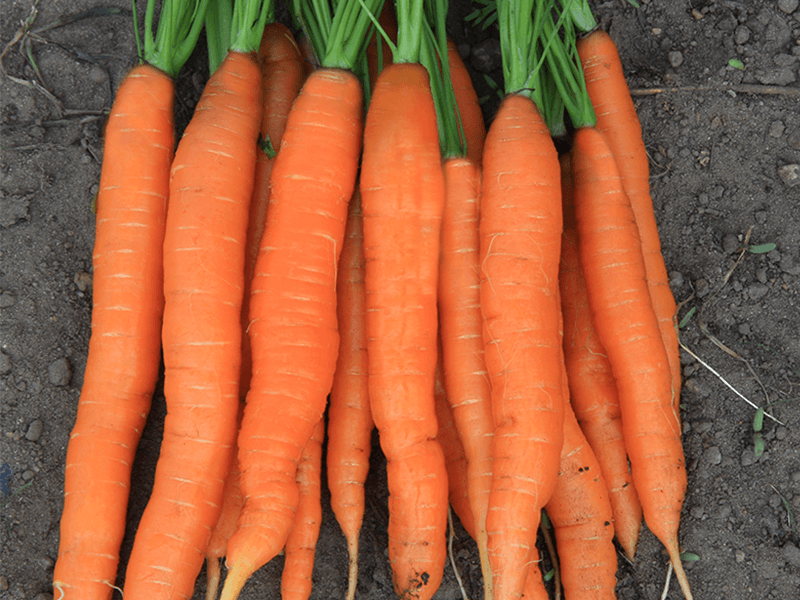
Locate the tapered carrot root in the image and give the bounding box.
[438,157,493,596]
[545,400,617,600]
[559,153,642,560]
[577,30,681,414]
[327,190,373,600]
[220,68,363,600]
[121,50,262,600]
[361,62,449,600]
[53,64,172,600]
[480,94,564,600]
[281,418,325,600]
[571,126,691,600]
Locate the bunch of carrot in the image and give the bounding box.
[52,0,694,599]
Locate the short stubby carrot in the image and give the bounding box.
[281,418,325,600]
[220,67,363,600]
[326,190,373,600]
[121,50,262,600]
[577,30,681,414]
[480,94,564,600]
[53,64,172,600]
[571,126,691,599]
[360,62,449,600]
[559,153,642,560]
[545,382,617,600]
[239,21,307,397]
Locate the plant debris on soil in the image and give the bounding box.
[1,1,799,599]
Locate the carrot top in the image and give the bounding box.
[204,0,232,74]
[229,0,273,54]
[136,0,210,77]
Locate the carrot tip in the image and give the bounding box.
[218,561,254,600]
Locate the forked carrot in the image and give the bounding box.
[52,2,207,598]
[571,125,691,600]
[558,153,642,560]
[281,418,325,600]
[577,30,681,413]
[326,190,373,600]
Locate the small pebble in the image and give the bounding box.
[783,543,800,568]
[22,470,34,481]
[669,271,685,288]
[89,65,107,83]
[777,164,800,187]
[722,232,740,254]
[668,50,684,68]
[48,358,72,387]
[735,549,746,563]
[756,267,768,283]
[777,0,799,14]
[0,291,16,308]
[695,278,710,297]
[0,576,7,591]
[73,272,92,292]
[703,446,722,465]
[768,121,786,137]
[36,556,54,570]
[25,419,43,442]
[738,323,751,335]
[734,25,751,44]
[0,352,10,375]
[775,426,787,440]
[690,505,705,519]
[747,283,769,300]
[741,448,758,466]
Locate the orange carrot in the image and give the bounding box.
[577,30,681,412]
[571,125,691,599]
[360,61,449,600]
[480,93,564,600]
[446,39,485,164]
[326,190,373,600]
[545,371,617,600]
[433,343,475,541]
[120,47,262,600]
[53,2,207,596]
[220,67,364,600]
[281,418,325,600]
[239,21,307,399]
[52,63,172,600]
[558,153,642,560]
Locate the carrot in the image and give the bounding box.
[545,363,617,600]
[446,39,485,164]
[326,190,373,600]
[577,30,681,413]
[52,3,206,598]
[558,152,642,560]
[120,3,269,597]
[204,405,245,600]
[571,125,691,599]
[281,418,325,600]
[219,1,378,596]
[433,342,475,541]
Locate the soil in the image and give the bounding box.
[1,1,799,599]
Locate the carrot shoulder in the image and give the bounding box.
[571,126,691,599]
[53,64,172,600]
[360,62,449,600]
[577,30,681,413]
[121,50,261,600]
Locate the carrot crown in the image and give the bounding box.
[229,0,274,54]
[294,0,385,72]
[137,0,210,77]
[204,0,233,74]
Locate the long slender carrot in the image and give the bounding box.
[558,153,642,560]
[220,1,377,595]
[433,342,475,541]
[360,59,449,600]
[326,190,373,600]
[446,39,485,165]
[577,30,681,413]
[281,418,325,600]
[571,125,691,599]
[121,1,270,595]
[52,3,207,598]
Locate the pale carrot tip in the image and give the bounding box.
[206,557,221,600]
[345,536,359,600]
[218,562,253,600]
[667,543,694,600]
